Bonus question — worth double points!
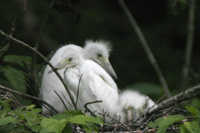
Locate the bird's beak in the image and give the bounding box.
[100,58,118,79]
[48,59,70,74]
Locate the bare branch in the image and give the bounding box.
[84,100,102,117]
[150,83,200,114]
[0,29,76,108]
[118,0,171,98]
[180,0,196,89]
[0,84,58,114]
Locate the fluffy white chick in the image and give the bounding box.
[84,40,117,79]
[117,90,156,122]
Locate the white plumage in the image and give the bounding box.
[84,40,117,79]
[117,90,156,122]
[40,45,83,114]
[51,49,119,122]
[40,40,118,115]
[40,40,156,123]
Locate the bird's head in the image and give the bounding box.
[48,45,84,73]
[84,40,117,79]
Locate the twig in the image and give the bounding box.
[84,100,102,117]
[0,84,58,114]
[54,90,68,111]
[61,91,73,108]
[0,29,76,108]
[118,0,171,98]
[75,74,83,110]
[180,0,196,89]
[100,113,132,132]
[150,83,200,114]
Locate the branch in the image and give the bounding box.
[75,74,83,110]
[180,0,196,89]
[118,0,171,98]
[84,100,102,117]
[150,83,200,114]
[0,84,58,114]
[0,29,76,107]
[54,90,68,111]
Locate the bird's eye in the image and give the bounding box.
[97,53,102,58]
[68,57,73,62]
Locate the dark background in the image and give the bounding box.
[0,0,200,105]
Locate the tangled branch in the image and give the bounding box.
[0,29,76,108]
[0,84,58,114]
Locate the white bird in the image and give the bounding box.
[40,40,118,114]
[40,45,83,114]
[117,90,156,122]
[54,49,119,122]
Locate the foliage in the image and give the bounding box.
[0,99,104,133]
[0,55,33,105]
[148,105,200,133]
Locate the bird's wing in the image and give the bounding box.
[92,61,118,91]
[81,60,118,105]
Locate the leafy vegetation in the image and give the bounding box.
[0,99,103,133]
[148,105,200,133]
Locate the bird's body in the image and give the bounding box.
[65,60,118,114]
[117,90,156,122]
[48,45,119,121]
[40,40,118,115]
[40,45,83,114]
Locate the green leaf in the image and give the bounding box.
[0,117,17,126]
[181,122,200,133]
[52,110,84,120]
[62,124,72,133]
[183,122,193,133]
[68,115,103,132]
[30,108,42,115]
[180,124,187,133]
[148,117,164,127]
[157,115,185,133]
[186,105,200,115]
[40,118,67,133]
[0,99,11,117]
[26,104,35,111]
[68,115,103,125]
[3,55,32,67]
[190,122,200,133]
[0,124,25,133]
[26,110,42,132]
[0,66,31,105]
